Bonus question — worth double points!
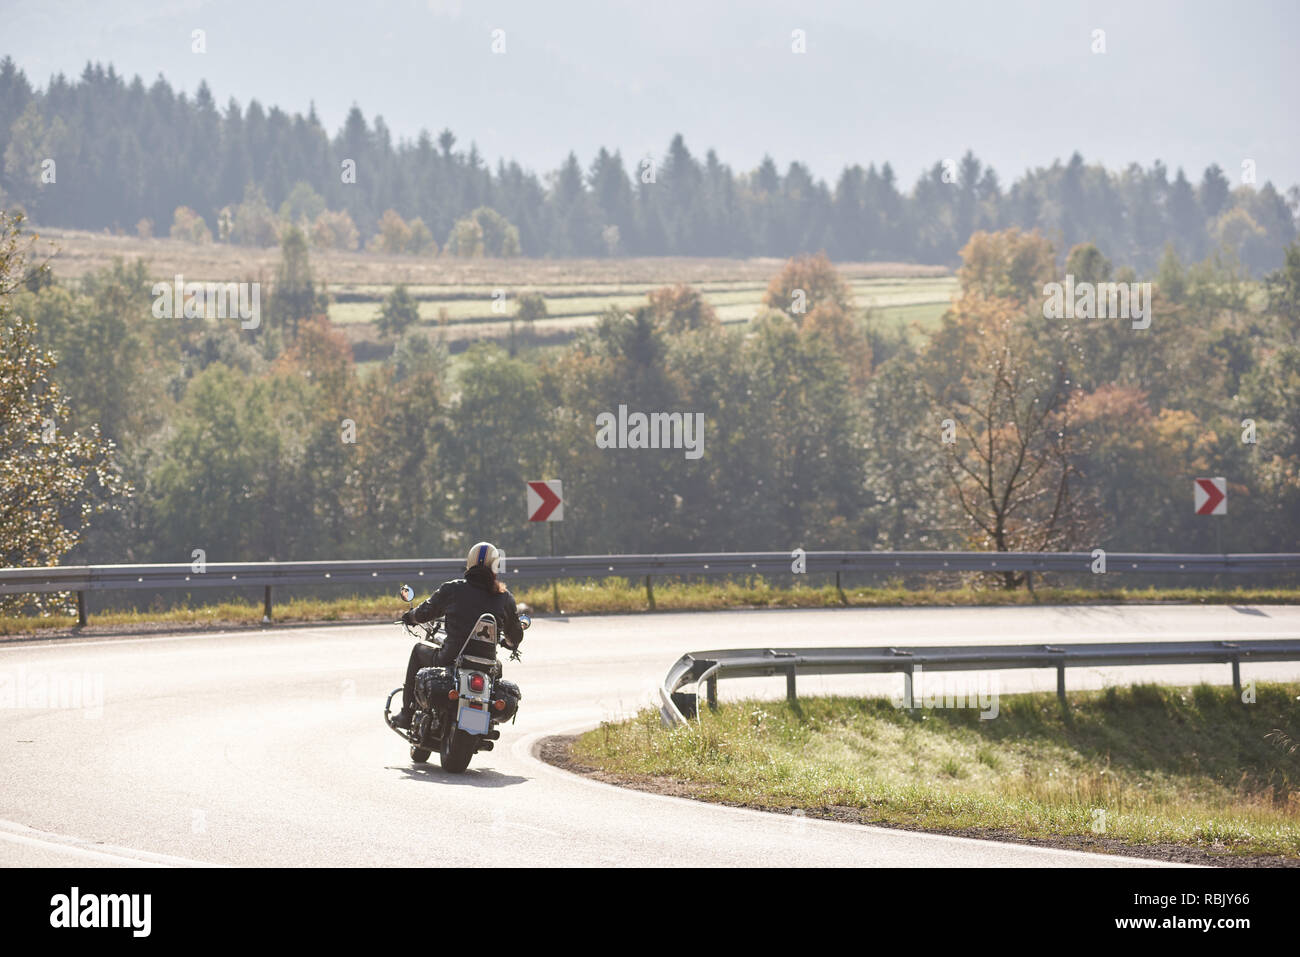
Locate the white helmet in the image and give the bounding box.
[466,541,501,574]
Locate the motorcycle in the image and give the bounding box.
[384,584,530,773]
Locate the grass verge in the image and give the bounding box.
[2,578,1298,637]
[570,684,1300,861]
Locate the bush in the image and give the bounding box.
[407,217,436,255]
[229,186,279,247]
[311,209,360,251]
[373,209,412,255]
[169,206,212,244]
[445,207,520,257]
[444,216,484,257]
[377,284,420,339]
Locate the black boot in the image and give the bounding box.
[396,644,434,732]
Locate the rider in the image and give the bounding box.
[391,542,525,730]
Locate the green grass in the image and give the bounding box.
[329,276,958,303]
[2,578,1297,635]
[330,295,646,325]
[327,276,961,335]
[870,299,950,331]
[574,684,1300,858]
[0,594,404,634]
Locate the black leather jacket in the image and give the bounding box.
[409,569,524,666]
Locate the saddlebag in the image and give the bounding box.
[417,667,521,723]
[495,678,522,723]
[414,666,455,711]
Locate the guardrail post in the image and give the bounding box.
[706,675,718,711]
[645,574,655,610]
[1231,659,1241,697]
[835,571,848,605]
[901,666,914,711]
[1056,665,1066,707]
[262,586,273,624]
[76,590,87,627]
[670,691,698,721]
[785,666,797,703]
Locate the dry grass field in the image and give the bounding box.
[32,225,957,349]
[35,224,948,285]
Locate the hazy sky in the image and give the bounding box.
[3,0,1297,189]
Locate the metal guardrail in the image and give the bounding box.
[1,550,1297,625]
[657,639,1300,724]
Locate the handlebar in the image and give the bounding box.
[398,617,443,643]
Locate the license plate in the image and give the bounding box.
[457,703,490,735]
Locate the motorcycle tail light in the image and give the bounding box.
[468,674,486,693]
[448,689,459,701]
[493,699,505,711]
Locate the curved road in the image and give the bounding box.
[3,604,1298,868]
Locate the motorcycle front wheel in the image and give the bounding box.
[439,727,475,773]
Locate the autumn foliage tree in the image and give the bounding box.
[274,314,355,401]
[647,284,718,333]
[0,213,127,611]
[923,231,1096,583]
[169,205,212,243]
[311,209,360,251]
[374,209,413,255]
[762,251,854,320]
[955,228,1056,304]
[762,253,871,390]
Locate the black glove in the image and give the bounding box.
[400,610,417,626]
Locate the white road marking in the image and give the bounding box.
[0,819,216,868]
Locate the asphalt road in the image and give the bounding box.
[3,604,1298,868]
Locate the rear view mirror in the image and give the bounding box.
[399,584,415,603]
[518,613,531,631]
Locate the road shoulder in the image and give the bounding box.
[538,734,1298,868]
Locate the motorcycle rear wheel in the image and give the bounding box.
[439,727,475,773]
